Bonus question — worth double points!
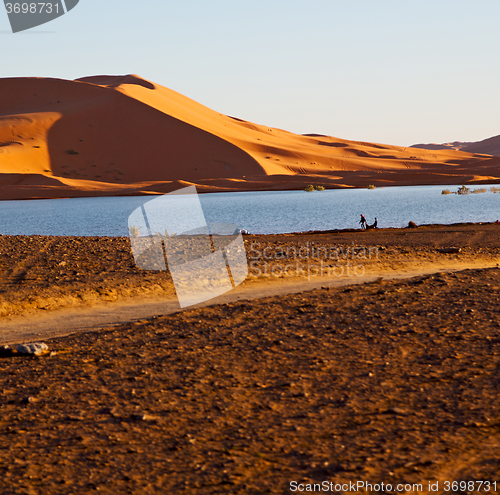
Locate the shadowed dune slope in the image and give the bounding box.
[0,74,499,199]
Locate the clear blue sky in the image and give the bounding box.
[1,0,499,146]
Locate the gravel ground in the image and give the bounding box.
[1,225,500,494]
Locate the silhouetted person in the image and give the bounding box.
[359,214,367,229]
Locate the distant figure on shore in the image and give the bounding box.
[359,214,367,229]
[365,217,378,230]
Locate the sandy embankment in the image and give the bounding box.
[1,74,500,200]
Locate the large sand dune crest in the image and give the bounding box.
[0,74,499,199]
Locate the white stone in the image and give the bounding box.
[16,342,49,356]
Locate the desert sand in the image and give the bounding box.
[1,226,500,493]
[2,74,500,493]
[1,74,500,200]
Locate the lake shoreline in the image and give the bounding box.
[2,185,500,236]
[2,176,500,202]
[1,221,499,324]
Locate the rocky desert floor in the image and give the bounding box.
[1,224,500,494]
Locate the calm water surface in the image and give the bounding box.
[1,185,499,236]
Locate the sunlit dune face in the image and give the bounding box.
[0,75,498,200]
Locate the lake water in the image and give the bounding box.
[1,185,500,236]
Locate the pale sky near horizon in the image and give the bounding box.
[1,0,499,147]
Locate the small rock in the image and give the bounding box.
[437,247,461,254]
[132,413,156,422]
[16,343,49,356]
[387,407,409,415]
[407,221,417,228]
[67,415,85,421]
[0,345,15,357]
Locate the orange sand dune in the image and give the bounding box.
[0,74,499,200]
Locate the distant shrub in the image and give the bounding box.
[490,186,500,193]
[129,225,141,237]
[472,188,487,194]
[367,184,376,190]
[457,185,470,195]
[305,184,315,192]
[315,185,325,191]
[156,229,177,238]
[441,189,452,195]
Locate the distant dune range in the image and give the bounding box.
[411,134,500,156]
[0,74,499,200]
